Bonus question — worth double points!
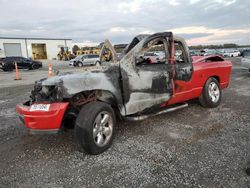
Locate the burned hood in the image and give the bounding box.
[37,68,117,97]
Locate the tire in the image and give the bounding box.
[77,61,83,67]
[75,101,116,155]
[199,77,221,108]
[95,61,101,66]
[31,64,39,70]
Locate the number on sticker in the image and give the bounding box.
[30,104,50,111]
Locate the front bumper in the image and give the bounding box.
[16,102,69,134]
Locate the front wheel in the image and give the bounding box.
[3,67,13,71]
[199,77,221,108]
[75,101,116,155]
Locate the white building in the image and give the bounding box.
[0,37,72,60]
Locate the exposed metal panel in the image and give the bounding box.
[3,43,22,57]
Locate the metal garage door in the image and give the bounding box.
[3,43,22,57]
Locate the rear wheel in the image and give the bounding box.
[95,61,101,66]
[199,77,221,108]
[31,63,39,70]
[75,101,116,155]
[77,61,83,67]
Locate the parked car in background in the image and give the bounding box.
[190,50,202,56]
[199,50,206,56]
[144,51,165,64]
[223,50,240,57]
[0,56,42,71]
[241,50,250,72]
[69,54,100,67]
[203,49,223,56]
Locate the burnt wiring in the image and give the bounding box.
[70,91,97,107]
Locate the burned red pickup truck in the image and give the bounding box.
[16,32,232,154]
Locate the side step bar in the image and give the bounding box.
[124,103,188,121]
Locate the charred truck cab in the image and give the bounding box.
[16,32,232,154]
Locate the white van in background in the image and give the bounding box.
[69,54,100,67]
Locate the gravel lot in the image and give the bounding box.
[0,58,249,187]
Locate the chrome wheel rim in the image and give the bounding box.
[208,82,220,103]
[93,111,113,147]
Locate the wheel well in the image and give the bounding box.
[63,90,119,129]
[68,90,118,109]
[211,76,220,83]
[96,90,119,109]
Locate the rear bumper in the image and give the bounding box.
[16,102,69,134]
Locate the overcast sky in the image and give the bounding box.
[0,0,249,46]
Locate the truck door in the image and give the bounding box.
[120,33,174,115]
[174,40,193,81]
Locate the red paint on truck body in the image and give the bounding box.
[165,56,232,106]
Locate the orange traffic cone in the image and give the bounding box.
[48,63,53,77]
[14,62,21,80]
